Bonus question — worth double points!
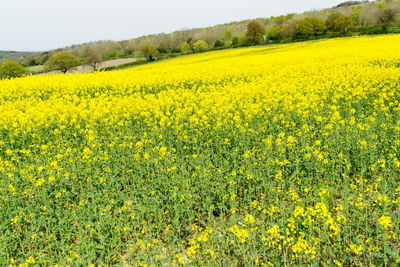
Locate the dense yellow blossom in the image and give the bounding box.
[0,35,399,265]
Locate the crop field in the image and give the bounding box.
[1,35,400,266]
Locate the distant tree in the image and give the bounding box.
[214,40,225,48]
[284,19,300,40]
[28,58,37,66]
[245,21,266,44]
[0,61,26,79]
[270,16,287,41]
[181,41,191,54]
[224,28,232,41]
[326,12,355,32]
[45,52,79,74]
[119,40,134,56]
[297,17,327,39]
[336,1,362,8]
[140,43,158,61]
[84,48,102,71]
[193,40,209,53]
[231,36,240,47]
[376,6,398,30]
[359,3,379,26]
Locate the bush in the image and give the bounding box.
[231,37,240,47]
[0,61,26,79]
[107,50,120,59]
[355,26,385,35]
[193,40,209,53]
[45,52,79,74]
[214,40,225,48]
[325,31,342,38]
[181,42,191,54]
[157,47,168,54]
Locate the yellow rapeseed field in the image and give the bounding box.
[0,35,400,266]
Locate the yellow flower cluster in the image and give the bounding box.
[0,35,399,265]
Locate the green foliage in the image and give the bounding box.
[270,16,288,41]
[181,41,191,54]
[376,7,398,29]
[0,61,26,79]
[193,40,209,53]
[355,25,386,35]
[245,21,266,44]
[107,50,120,59]
[157,47,168,54]
[44,52,79,74]
[214,40,225,48]
[231,36,240,47]
[224,28,232,40]
[140,43,158,61]
[297,17,327,38]
[326,12,355,32]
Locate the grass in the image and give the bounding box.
[26,65,44,74]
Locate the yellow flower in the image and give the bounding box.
[230,225,248,243]
[244,214,255,224]
[378,214,392,230]
[26,256,35,264]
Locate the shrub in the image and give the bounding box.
[181,41,191,54]
[0,61,26,79]
[107,50,120,59]
[157,47,168,54]
[214,40,225,48]
[193,40,209,53]
[231,36,240,47]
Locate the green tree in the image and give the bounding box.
[245,21,266,44]
[326,12,355,32]
[140,43,158,61]
[231,36,240,47]
[84,48,102,71]
[376,7,398,31]
[0,61,26,79]
[193,40,209,53]
[270,16,287,41]
[297,17,326,39]
[181,41,191,54]
[45,52,79,74]
[224,28,232,41]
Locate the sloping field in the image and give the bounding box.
[0,35,400,266]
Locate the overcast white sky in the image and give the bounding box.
[1,0,344,51]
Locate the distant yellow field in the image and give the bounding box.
[0,35,399,266]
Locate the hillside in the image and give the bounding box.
[2,0,399,69]
[0,35,399,265]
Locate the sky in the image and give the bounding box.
[1,0,344,52]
